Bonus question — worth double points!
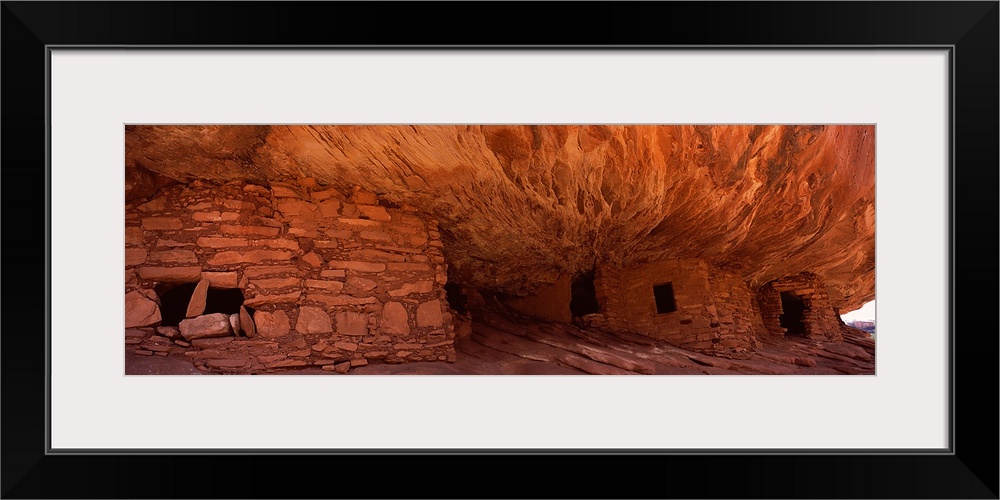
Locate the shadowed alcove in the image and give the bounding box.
[155,282,246,326]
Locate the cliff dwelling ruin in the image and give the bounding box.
[124,125,876,375]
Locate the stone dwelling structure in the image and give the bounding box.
[755,272,844,342]
[125,178,455,373]
[585,259,766,357]
[504,260,848,358]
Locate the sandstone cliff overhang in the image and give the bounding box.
[125,124,875,311]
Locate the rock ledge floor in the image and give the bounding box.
[125,310,876,375]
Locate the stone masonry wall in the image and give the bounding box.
[587,258,761,357]
[706,269,765,352]
[125,178,455,373]
[756,272,843,342]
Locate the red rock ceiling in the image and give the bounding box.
[125,125,875,311]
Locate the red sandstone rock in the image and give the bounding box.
[338,218,381,228]
[138,266,203,282]
[327,260,386,273]
[191,337,234,348]
[218,225,280,237]
[208,358,247,368]
[333,341,358,352]
[196,236,248,248]
[416,300,444,328]
[243,291,301,308]
[277,200,318,218]
[141,217,183,230]
[253,310,290,338]
[343,276,376,291]
[178,313,232,340]
[125,328,149,338]
[824,342,871,361]
[311,189,337,201]
[155,239,192,248]
[308,294,378,308]
[201,271,238,288]
[229,314,240,335]
[251,277,301,290]
[794,357,818,367]
[125,248,148,267]
[185,279,210,318]
[385,263,431,272]
[192,211,240,222]
[156,326,180,338]
[207,250,292,265]
[266,359,308,369]
[351,188,378,205]
[358,205,391,221]
[260,238,300,251]
[283,337,308,349]
[296,306,333,334]
[138,197,168,212]
[302,251,323,268]
[243,265,299,278]
[304,279,345,293]
[125,226,144,245]
[381,302,410,335]
[125,290,161,328]
[270,183,302,198]
[239,306,255,338]
[388,281,434,297]
[336,311,369,336]
[349,249,406,262]
[318,200,340,217]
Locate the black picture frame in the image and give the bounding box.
[2,2,997,498]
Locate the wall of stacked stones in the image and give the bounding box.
[755,272,843,342]
[589,258,760,356]
[124,179,455,373]
[706,270,765,351]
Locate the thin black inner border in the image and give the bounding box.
[44,45,954,455]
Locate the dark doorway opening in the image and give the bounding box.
[155,283,245,326]
[570,270,600,317]
[444,282,468,315]
[779,292,807,336]
[653,282,677,314]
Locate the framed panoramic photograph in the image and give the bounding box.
[3,2,997,499]
[121,123,875,377]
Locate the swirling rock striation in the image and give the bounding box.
[125,125,875,312]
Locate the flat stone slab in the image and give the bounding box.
[178,313,232,340]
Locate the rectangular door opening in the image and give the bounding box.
[779,292,807,336]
